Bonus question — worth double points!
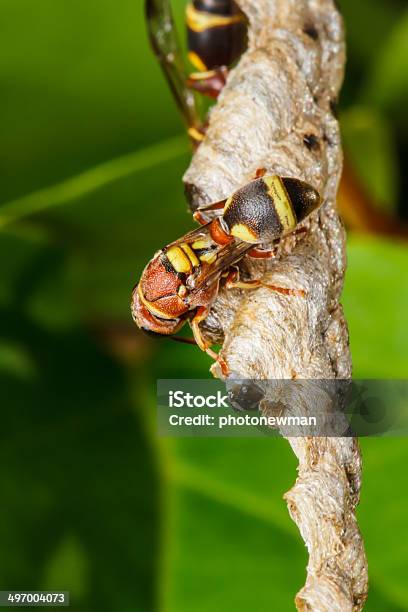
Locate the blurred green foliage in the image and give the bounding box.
[0,0,407,610]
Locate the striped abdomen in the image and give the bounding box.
[222,176,321,244]
[186,0,247,72]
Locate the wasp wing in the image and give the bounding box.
[162,223,251,289]
[165,223,213,249]
[187,240,251,290]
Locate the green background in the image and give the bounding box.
[0,0,407,610]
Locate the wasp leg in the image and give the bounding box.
[255,168,267,179]
[187,125,206,147]
[260,283,306,297]
[294,227,308,237]
[225,268,305,297]
[193,198,227,225]
[247,246,278,259]
[186,67,228,99]
[191,306,229,376]
[193,211,210,226]
[197,199,227,213]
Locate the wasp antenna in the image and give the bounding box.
[168,335,198,346]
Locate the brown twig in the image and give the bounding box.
[338,160,408,240]
[183,0,368,609]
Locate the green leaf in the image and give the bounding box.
[0,0,186,204]
[0,340,37,381]
[359,437,408,611]
[338,0,403,69]
[0,312,159,611]
[0,136,188,229]
[362,9,408,116]
[41,535,89,599]
[153,420,306,611]
[341,107,399,212]
[343,235,408,377]
[22,152,192,327]
[154,429,408,612]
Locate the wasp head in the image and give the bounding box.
[131,252,191,336]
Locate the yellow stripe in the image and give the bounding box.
[187,127,205,143]
[230,223,258,244]
[166,246,192,274]
[187,51,208,72]
[181,243,200,268]
[178,285,188,298]
[264,176,297,232]
[186,3,244,33]
[192,238,212,249]
[199,252,217,264]
[223,195,234,214]
[188,69,218,81]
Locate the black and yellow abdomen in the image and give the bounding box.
[222,176,321,244]
[186,0,247,72]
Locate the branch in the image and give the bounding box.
[338,160,408,240]
[183,0,368,609]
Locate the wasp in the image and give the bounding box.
[145,0,247,144]
[131,173,321,375]
[186,0,247,99]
